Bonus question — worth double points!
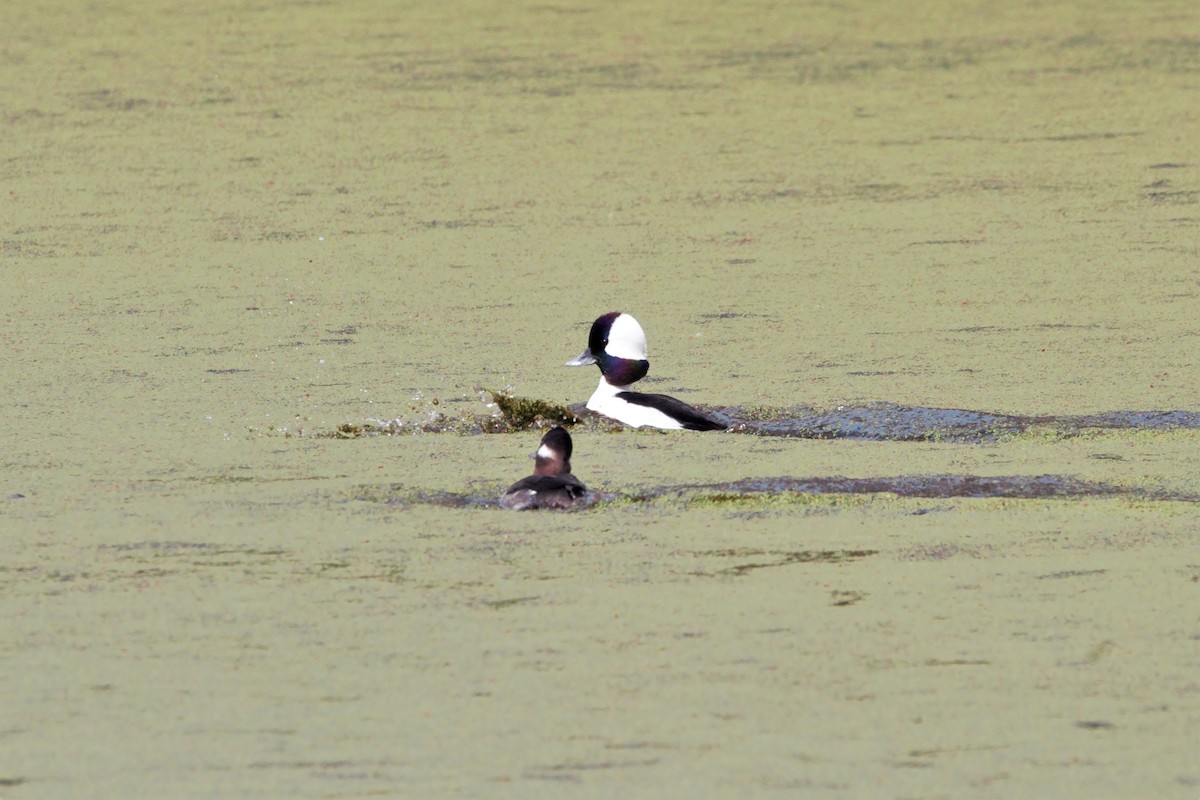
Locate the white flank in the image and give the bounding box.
[586,378,685,430]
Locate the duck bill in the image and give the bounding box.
[564,348,596,367]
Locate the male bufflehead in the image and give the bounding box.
[500,426,588,510]
[565,311,727,431]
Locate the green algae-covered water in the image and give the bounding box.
[3,1,1198,796]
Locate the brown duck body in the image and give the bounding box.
[500,426,588,510]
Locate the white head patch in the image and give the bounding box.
[606,313,648,360]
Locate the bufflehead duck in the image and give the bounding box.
[565,311,727,431]
[499,426,588,510]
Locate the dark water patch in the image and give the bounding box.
[831,590,867,606]
[681,474,1195,501]
[75,88,154,112]
[930,322,1106,333]
[1017,130,1142,143]
[525,757,662,780]
[696,310,772,321]
[478,596,540,610]
[97,541,220,553]
[1075,720,1116,730]
[354,473,1199,511]
[729,403,1029,441]
[1069,410,1200,429]
[673,474,1200,502]
[679,474,1107,499]
[419,218,496,229]
[1038,569,1108,580]
[909,238,984,246]
[1145,189,1198,205]
[724,403,1200,442]
[690,548,878,577]
[96,542,289,568]
[900,542,990,561]
[248,759,356,771]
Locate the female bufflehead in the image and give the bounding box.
[565,311,727,431]
[500,426,588,510]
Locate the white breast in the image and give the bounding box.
[586,379,685,430]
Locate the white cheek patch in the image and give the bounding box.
[536,444,555,459]
[606,314,648,360]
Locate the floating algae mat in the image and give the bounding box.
[318,390,582,437]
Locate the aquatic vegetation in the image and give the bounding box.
[302,389,582,437]
[483,388,579,431]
